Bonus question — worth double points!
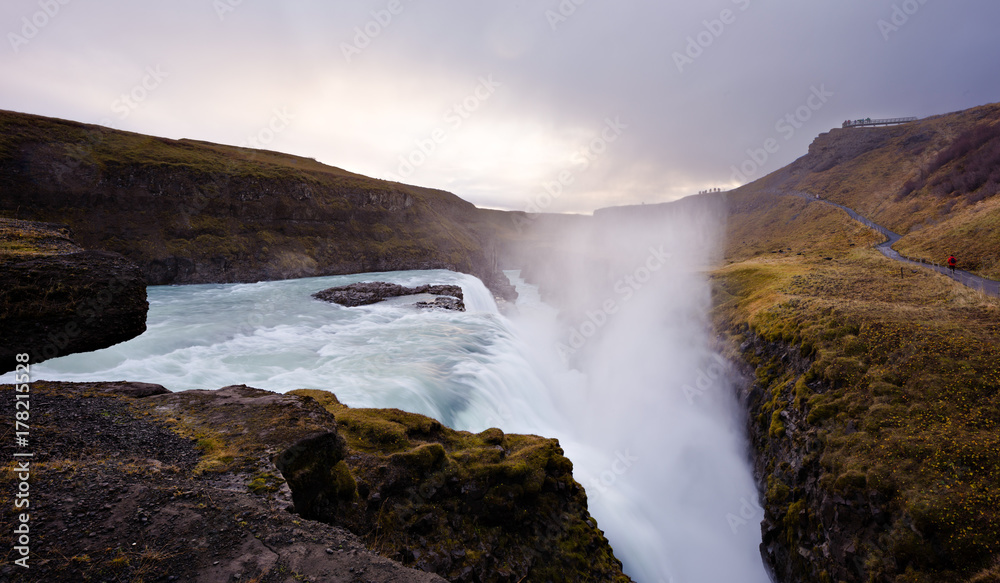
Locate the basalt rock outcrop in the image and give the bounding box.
[732,331,893,583]
[0,218,147,373]
[728,326,1000,583]
[0,382,446,583]
[286,390,631,583]
[313,282,465,311]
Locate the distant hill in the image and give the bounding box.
[589,103,1000,278]
[0,109,517,299]
[734,102,1000,278]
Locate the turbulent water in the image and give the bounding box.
[4,266,772,583]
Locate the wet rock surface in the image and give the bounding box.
[313,282,466,311]
[732,332,900,583]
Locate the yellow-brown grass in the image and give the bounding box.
[715,182,1000,582]
[749,102,1000,281]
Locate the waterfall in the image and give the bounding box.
[3,256,770,581]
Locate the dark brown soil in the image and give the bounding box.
[0,382,445,583]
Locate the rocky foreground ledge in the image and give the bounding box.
[0,382,630,583]
[313,282,466,311]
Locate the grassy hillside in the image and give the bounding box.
[0,109,517,298]
[711,104,1000,582]
[758,102,1000,279]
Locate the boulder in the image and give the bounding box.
[313,282,466,311]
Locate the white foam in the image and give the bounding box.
[2,265,769,582]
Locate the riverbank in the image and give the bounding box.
[0,109,517,302]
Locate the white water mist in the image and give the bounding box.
[506,201,771,582]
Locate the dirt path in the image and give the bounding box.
[774,190,1000,298]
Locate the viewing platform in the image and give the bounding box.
[842,117,918,128]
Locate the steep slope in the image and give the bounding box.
[286,389,631,582]
[708,103,1000,583]
[0,110,515,299]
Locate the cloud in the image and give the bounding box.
[2,0,999,212]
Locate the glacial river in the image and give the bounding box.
[3,268,771,583]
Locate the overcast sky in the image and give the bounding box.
[2,0,999,213]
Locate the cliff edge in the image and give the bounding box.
[0,218,147,373]
[709,102,1000,583]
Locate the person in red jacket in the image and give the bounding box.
[947,255,957,273]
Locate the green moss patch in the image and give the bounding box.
[288,389,630,582]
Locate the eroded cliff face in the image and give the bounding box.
[0,110,517,300]
[732,330,926,583]
[0,218,147,372]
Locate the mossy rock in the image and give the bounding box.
[767,475,791,505]
[247,471,284,495]
[822,356,868,386]
[391,443,446,474]
[806,394,842,424]
[832,470,868,495]
[769,409,787,438]
[287,389,630,582]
